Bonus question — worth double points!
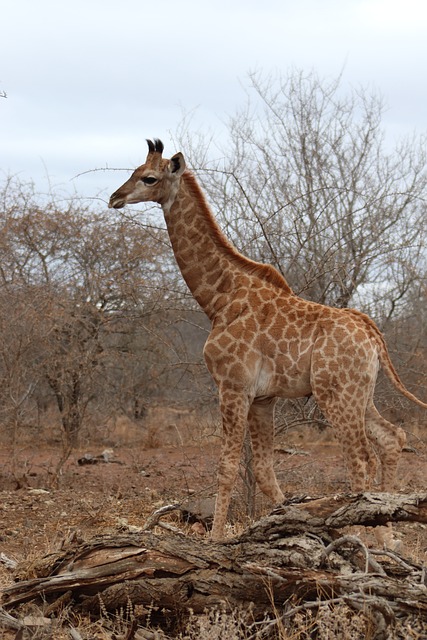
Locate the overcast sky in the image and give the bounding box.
[1,0,426,205]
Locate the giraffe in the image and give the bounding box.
[109,139,427,540]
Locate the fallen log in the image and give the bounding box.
[2,492,427,636]
[240,490,427,541]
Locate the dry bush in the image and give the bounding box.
[140,405,221,449]
[180,607,254,639]
[157,602,380,639]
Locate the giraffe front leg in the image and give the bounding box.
[248,396,284,505]
[211,389,250,541]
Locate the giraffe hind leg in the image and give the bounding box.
[310,336,380,492]
[365,401,406,491]
[326,411,374,492]
[312,386,374,491]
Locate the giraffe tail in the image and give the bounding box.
[347,308,427,409]
[373,323,427,409]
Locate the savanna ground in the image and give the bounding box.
[0,405,426,639]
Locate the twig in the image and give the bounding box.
[369,548,418,572]
[321,535,386,575]
[0,552,18,570]
[73,166,133,179]
[140,503,182,532]
[0,606,22,630]
[243,563,289,584]
[248,594,365,639]
[124,619,138,640]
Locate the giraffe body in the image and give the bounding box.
[109,140,426,540]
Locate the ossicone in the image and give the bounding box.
[146,138,164,154]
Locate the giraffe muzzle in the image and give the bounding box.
[108,193,126,209]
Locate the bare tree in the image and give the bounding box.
[177,70,427,314]
[0,178,193,466]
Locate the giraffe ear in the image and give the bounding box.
[169,152,186,176]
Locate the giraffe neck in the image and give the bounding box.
[162,171,292,319]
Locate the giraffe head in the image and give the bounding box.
[109,139,186,210]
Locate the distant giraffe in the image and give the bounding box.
[109,139,426,540]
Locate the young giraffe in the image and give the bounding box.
[109,139,427,540]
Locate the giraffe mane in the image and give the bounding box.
[182,171,293,294]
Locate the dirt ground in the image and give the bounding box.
[0,417,426,637]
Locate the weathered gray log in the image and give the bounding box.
[1,492,426,630]
[240,490,427,541]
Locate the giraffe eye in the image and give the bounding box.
[141,176,157,185]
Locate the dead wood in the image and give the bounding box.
[240,490,427,541]
[1,492,427,635]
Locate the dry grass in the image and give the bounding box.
[0,404,426,639]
